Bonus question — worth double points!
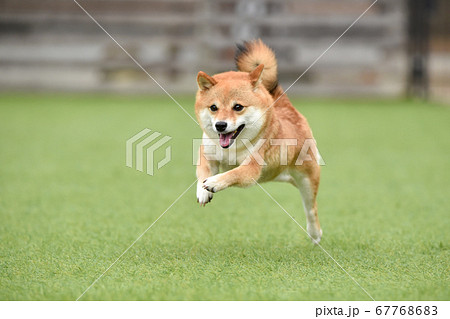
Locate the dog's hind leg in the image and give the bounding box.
[290,166,322,244]
[273,171,297,186]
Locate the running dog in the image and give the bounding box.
[194,40,322,243]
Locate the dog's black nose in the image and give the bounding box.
[215,121,227,132]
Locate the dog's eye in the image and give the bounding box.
[233,104,244,111]
[210,104,218,112]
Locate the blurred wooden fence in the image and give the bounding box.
[0,0,415,96]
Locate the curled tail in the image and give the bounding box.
[235,39,279,93]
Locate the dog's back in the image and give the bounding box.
[235,40,311,139]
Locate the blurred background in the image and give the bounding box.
[0,0,449,102]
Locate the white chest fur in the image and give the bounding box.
[201,133,262,170]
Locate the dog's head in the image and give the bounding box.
[194,64,273,149]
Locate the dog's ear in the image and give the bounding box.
[197,71,217,91]
[249,64,264,88]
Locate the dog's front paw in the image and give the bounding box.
[197,182,213,206]
[202,174,227,193]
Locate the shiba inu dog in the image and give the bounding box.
[194,39,322,243]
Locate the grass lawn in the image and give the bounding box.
[0,93,449,300]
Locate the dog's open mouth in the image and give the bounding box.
[218,124,245,148]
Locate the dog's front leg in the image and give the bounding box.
[196,145,218,206]
[203,159,261,193]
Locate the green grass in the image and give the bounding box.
[0,93,449,301]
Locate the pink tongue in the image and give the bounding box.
[219,133,233,147]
